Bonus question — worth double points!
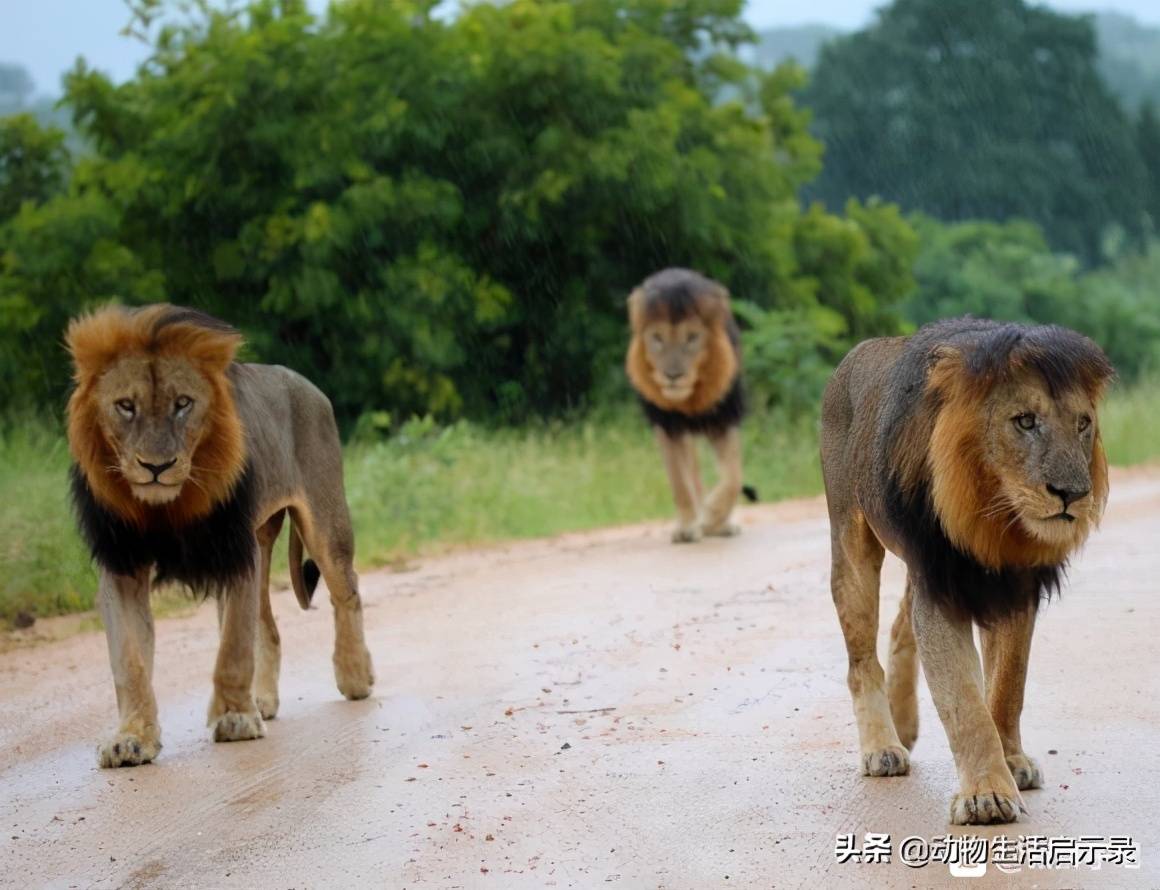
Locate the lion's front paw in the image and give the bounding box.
[97,731,161,769]
[671,524,702,544]
[949,783,1025,825]
[702,520,741,538]
[861,745,910,777]
[335,647,375,701]
[210,710,266,743]
[1006,753,1043,790]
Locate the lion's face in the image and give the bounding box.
[625,269,740,415]
[926,340,1111,570]
[981,376,1102,548]
[66,304,246,527]
[93,355,217,504]
[640,315,711,402]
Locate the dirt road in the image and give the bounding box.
[2,470,1158,889]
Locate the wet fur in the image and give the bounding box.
[625,268,743,424]
[66,303,373,767]
[870,319,1111,624]
[70,462,258,595]
[66,304,246,530]
[626,268,747,541]
[820,317,1113,824]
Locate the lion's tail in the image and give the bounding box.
[288,521,321,610]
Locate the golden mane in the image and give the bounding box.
[66,304,246,528]
[625,282,739,416]
[917,349,1110,571]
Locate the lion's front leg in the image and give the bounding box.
[912,592,1024,825]
[207,548,266,743]
[97,569,162,768]
[655,428,702,542]
[981,602,1043,790]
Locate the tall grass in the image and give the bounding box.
[2,382,1157,625]
[1100,377,1160,466]
[0,420,94,621]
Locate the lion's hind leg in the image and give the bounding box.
[702,425,742,537]
[830,514,910,776]
[208,545,266,743]
[253,511,285,720]
[295,507,375,701]
[887,578,919,750]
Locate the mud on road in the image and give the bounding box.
[1,469,1158,889]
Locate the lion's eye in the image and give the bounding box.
[685,332,701,346]
[1078,415,1091,433]
[115,399,135,419]
[174,395,193,415]
[1014,413,1036,431]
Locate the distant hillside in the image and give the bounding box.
[754,11,1160,109]
[747,25,842,70]
[1094,12,1160,108]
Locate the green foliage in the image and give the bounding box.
[0,417,94,622]
[0,405,823,624]
[1139,102,1160,234]
[0,115,70,223]
[0,0,915,424]
[904,216,1160,378]
[7,381,1160,625]
[802,0,1150,264]
[737,196,918,414]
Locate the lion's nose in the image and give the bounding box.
[664,370,683,382]
[1046,483,1089,509]
[137,457,177,481]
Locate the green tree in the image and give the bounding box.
[803,0,1149,265]
[2,0,917,422]
[0,115,70,220]
[1139,101,1160,234]
[903,215,1160,378]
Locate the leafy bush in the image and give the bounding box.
[0,0,916,424]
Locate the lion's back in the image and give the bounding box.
[230,363,344,498]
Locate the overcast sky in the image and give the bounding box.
[4,0,1160,96]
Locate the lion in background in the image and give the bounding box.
[66,304,374,767]
[626,268,753,543]
[821,317,1113,824]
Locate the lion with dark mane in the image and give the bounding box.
[821,317,1113,824]
[66,304,374,767]
[626,268,748,543]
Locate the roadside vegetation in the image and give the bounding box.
[4,383,1157,626]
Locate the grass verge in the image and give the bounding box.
[2,381,1157,625]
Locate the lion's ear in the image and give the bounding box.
[926,345,966,395]
[65,306,130,383]
[627,288,646,330]
[155,315,243,373]
[187,328,243,373]
[694,283,730,324]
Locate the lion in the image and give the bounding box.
[820,317,1113,824]
[626,268,751,543]
[65,303,375,768]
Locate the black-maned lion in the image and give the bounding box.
[626,268,749,543]
[820,317,1113,824]
[66,304,375,767]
